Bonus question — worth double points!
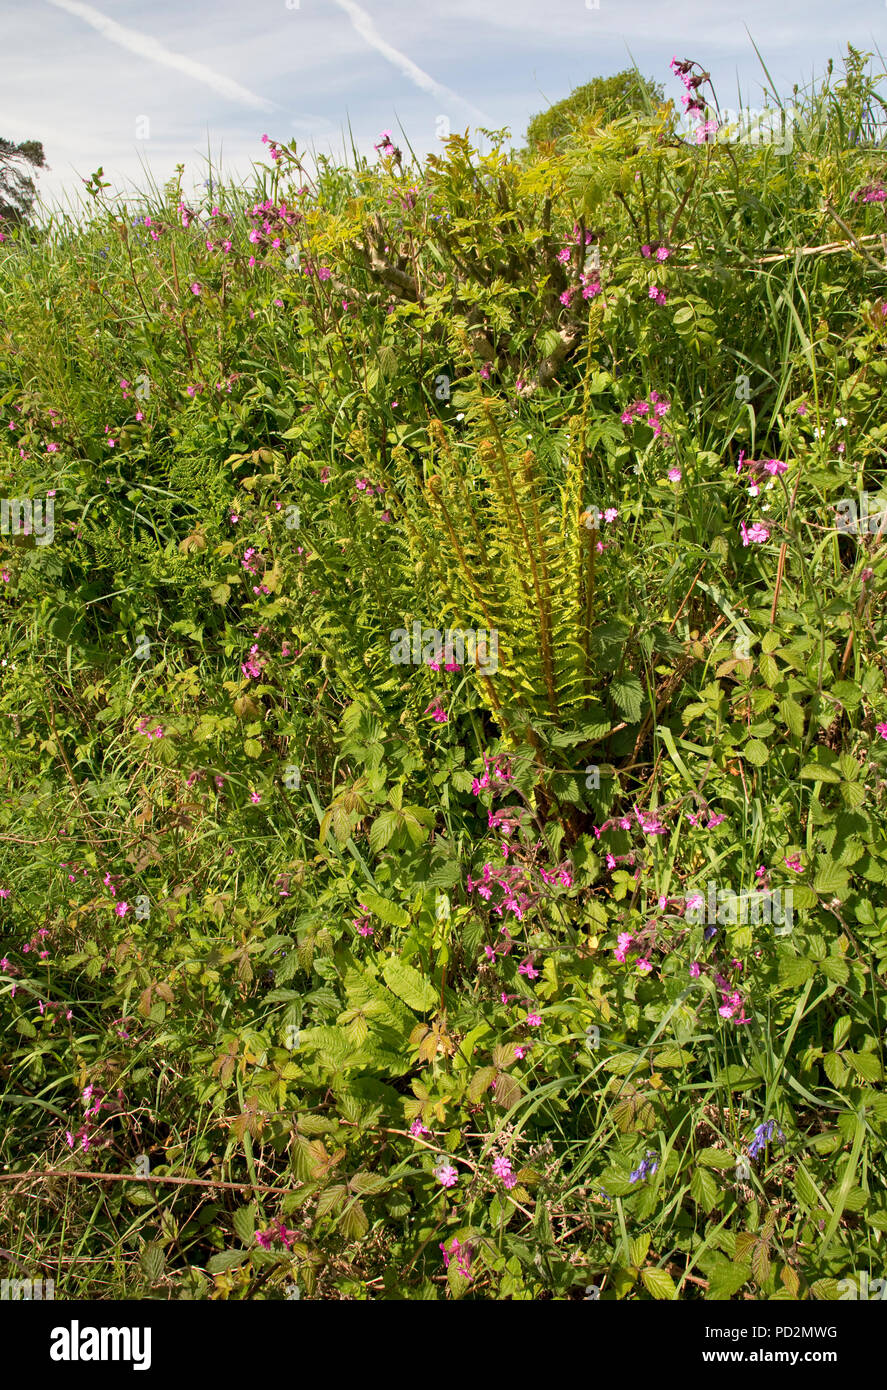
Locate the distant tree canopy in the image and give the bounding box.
[525,70,665,150]
[0,138,46,224]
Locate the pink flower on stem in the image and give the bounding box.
[740,520,770,546]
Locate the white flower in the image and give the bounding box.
[813,426,824,439]
[761,504,771,512]
[835,416,848,427]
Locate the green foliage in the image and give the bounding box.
[1,46,887,1301]
[525,69,665,150]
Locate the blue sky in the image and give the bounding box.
[2,0,885,210]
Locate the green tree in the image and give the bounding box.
[0,137,46,224]
[525,69,664,150]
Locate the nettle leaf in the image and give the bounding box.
[610,675,645,723]
[813,860,850,897]
[778,955,816,988]
[847,1051,882,1082]
[840,779,866,809]
[820,954,850,985]
[758,653,779,687]
[833,1016,852,1050]
[629,1234,651,1266]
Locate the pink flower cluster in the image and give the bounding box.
[423,696,448,724]
[492,1155,518,1189]
[246,191,303,256]
[241,643,265,679]
[620,390,671,440]
[426,652,461,673]
[715,968,749,1023]
[136,719,164,739]
[256,1219,298,1250]
[613,932,652,974]
[440,1236,472,1276]
[63,1085,124,1153]
[374,130,398,158]
[241,547,260,575]
[352,903,374,937]
[740,520,770,546]
[561,275,602,307]
[471,752,513,797]
[735,451,788,497]
[671,57,719,142]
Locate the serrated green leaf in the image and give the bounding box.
[779,696,805,737]
[381,958,437,1012]
[697,1148,736,1169]
[640,1267,677,1300]
[800,763,842,783]
[361,889,410,928]
[610,675,644,723]
[744,738,769,767]
[206,1249,250,1274]
[690,1166,719,1213]
[140,1241,166,1285]
[339,1198,369,1241]
[232,1203,256,1246]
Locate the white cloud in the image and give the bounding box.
[44,0,275,112]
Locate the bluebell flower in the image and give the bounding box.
[629,1151,659,1183]
[748,1119,785,1159]
[704,925,718,941]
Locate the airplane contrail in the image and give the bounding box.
[45,0,275,112]
[328,0,491,123]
